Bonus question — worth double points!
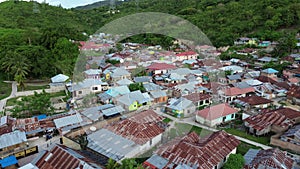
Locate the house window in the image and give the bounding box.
[92,87,98,91]
[78,91,82,94]
[200,101,203,105]
[223,157,226,162]
[231,114,235,118]
[214,166,217,169]
[223,116,226,122]
[150,139,152,146]
[205,100,209,103]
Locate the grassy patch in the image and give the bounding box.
[163,117,172,123]
[224,128,270,145]
[0,81,11,100]
[190,125,203,135]
[237,142,262,155]
[19,85,50,91]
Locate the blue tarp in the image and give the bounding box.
[33,114,47,120]
[0,155,18,168]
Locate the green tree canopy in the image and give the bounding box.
[223,154,245,169]
[11,90,55,118]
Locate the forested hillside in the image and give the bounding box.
[0,0,299,82]
[78,0,300,47]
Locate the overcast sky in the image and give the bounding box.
[0,0,102,9]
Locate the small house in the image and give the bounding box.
[147,63,176,75]
[84,69,102,79]
[116,90,153,112]
[166,97,196,118]
[261,68,278,78]
[195,103,238,127]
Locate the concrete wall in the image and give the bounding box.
[271,134,300,154]
[154,69,168,75]
[183,104,196,117]
[62,136,81,150]
[196,114,235,127]
[140,133,162,151]
[271,125,289,134]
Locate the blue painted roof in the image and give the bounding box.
[0,156,18,168]
[262,68,278,74]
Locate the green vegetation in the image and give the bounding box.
[237,142,261,155]
[223,154,245,169]
[106,158,144,169]
[129,83,146,92]
[0,80,11,100]
[223,128,270,145]
[6,91,65,106]
[110,0,299,47]
[10,90,55,118]
[131,66,147,77]
[18,84,49,91]
[121,33,175,49]
[262,61,291,76]
[163,117,172,123]
[105,59,120,65]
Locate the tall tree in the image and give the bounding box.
[52,37,79,76]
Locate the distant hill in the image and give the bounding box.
[74,0,132,10]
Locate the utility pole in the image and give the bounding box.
[135,0,139,12]
[110,0,116,14]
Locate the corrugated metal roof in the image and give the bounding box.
[151,131,240,169]
[0,131,27,149]
[101,105,125,116]
[84,69,102,75]
[244,148,260,165]
[34,144,103,169]
[0,116,7,126]
[51,74,69,83]
[145,155,169,169]
[167,98,193,111]
[117,90,152,106]
[87,129,137,161]
[54,113,83,129]
[150,90,167,98]
[80,107,102,121]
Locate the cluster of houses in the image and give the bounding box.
[2,33,300,168]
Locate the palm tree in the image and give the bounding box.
[1,51,16,80]
[14,74,26,91]
[11,56,30,78]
